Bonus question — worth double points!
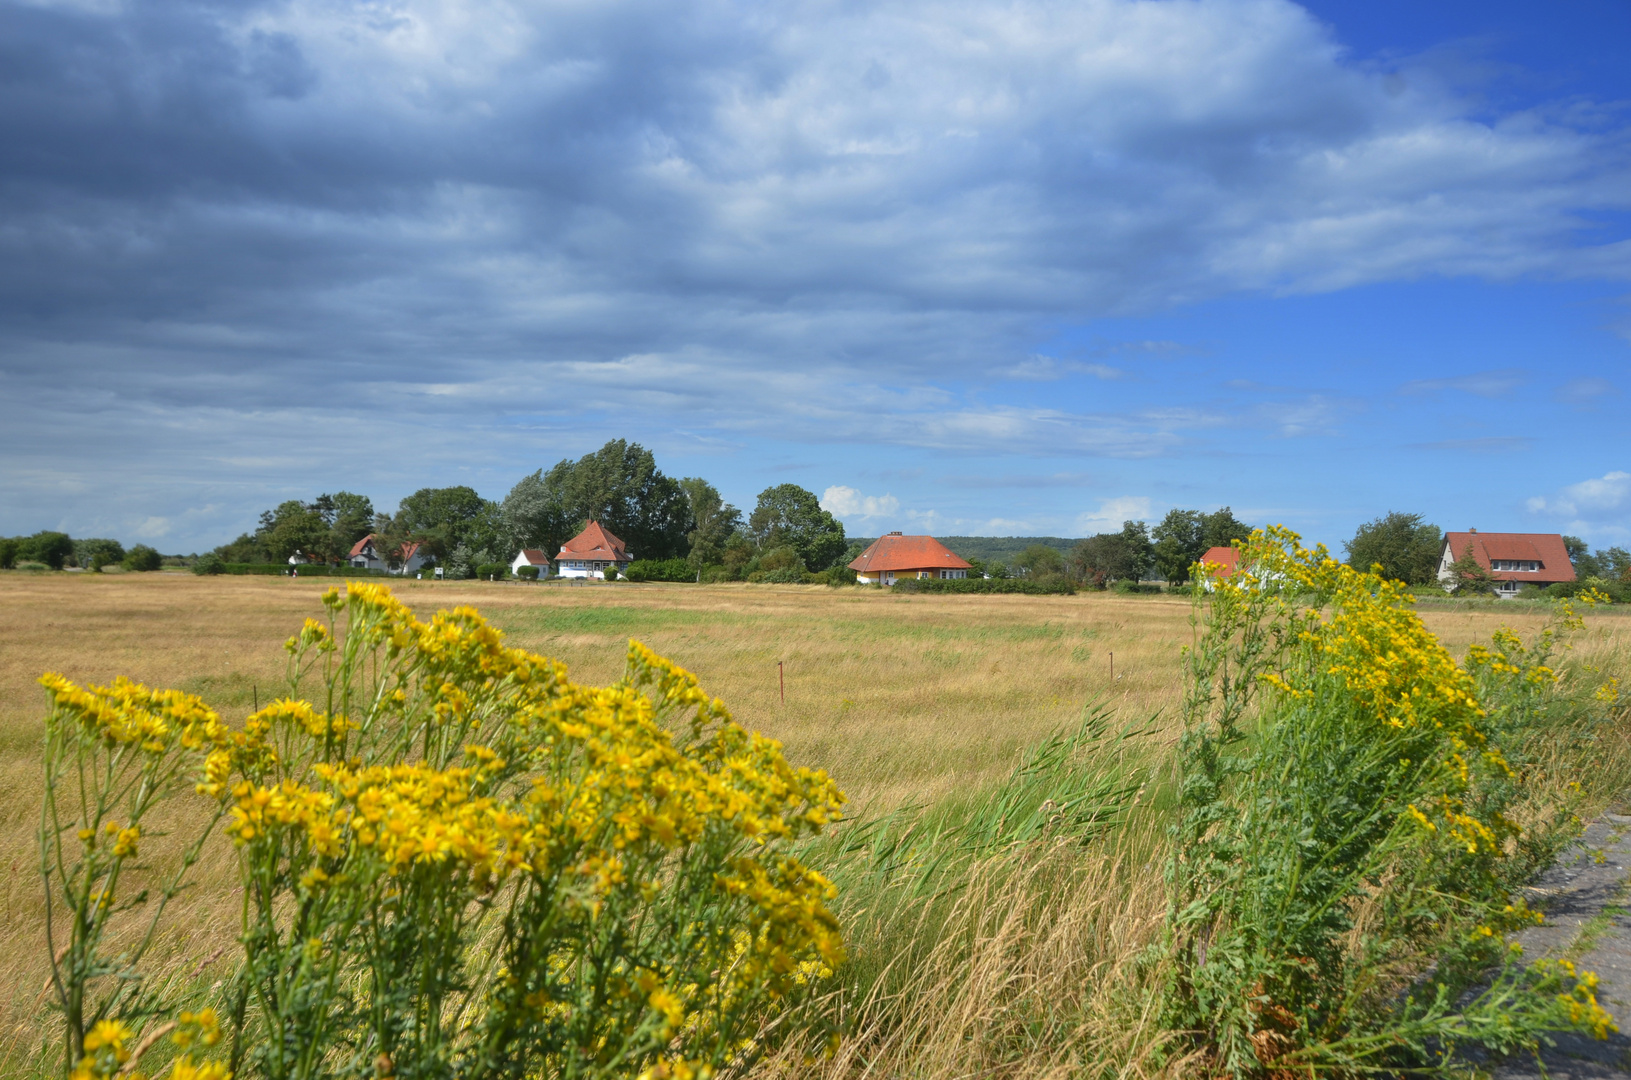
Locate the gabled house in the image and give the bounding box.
[1198,546,1240,579]
[556,521,631,580]
[1438,530,1576,598]
[849,533,972,585]
[510,549,552,578]
[348,534,427,576]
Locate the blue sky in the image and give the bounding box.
[1,0,1627,553]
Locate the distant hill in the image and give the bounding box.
[848,535,1082,565]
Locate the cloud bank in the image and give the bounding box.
[2,0,1629,546]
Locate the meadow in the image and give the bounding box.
[2,569,1627,1078]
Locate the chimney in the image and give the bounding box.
[887,530,903,536]
[1469,527,1477,533]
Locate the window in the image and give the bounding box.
[1491,560,1539,572]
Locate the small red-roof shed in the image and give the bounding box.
[849,533,972,585]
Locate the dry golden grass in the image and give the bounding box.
[1,571,1625,1075]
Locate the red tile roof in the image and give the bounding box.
[557,521,630,561]
[1199,546,1241,578]
[350,534,377,558]
[848,534,972,574]
[400,541,420,562]
[1441,532,1576,584]
[515,548,550,566]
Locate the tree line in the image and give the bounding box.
[0,533,165,572]
[211,440,852,581]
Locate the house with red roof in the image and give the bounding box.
[849,532,972,585]
[556,521,631,580]
[1438,530,1575,598]
[1198,546,1241,580]
[348,534,426,575]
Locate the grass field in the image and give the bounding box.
[2,571,1627,1075]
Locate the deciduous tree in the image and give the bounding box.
[748,484,846,571]
[1343,511,1443,585]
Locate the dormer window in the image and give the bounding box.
[1491,560,1539,572]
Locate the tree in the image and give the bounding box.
[1069,521,1153,586]
[539,440,692,562]
[1151,510,1203,584]
[1200,507,1252,552]
[748,485,847,571]
[0,538,18,569]
[1343,511,1443,585]
[261,500,330,562]
[123,545,163,572]
[75,538,125,571]
[1013,544,1065,579]
[501,471,571,563]
[22,531,75,570]
[1444,541,1497,594]
[1152,507,1253,583]
[679,478,742,572]
[388,487,500,565]
[321,492,375,561]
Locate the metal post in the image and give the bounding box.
[779,662,785,704]
[1109,651,1114,682]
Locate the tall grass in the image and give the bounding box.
[2,572,1629,1078]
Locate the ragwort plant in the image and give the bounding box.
[38,583,845,1080]
[1167,527,1612,1077]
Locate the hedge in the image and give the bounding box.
[891,577,1077,595]
[216,563,389,577]
[624,558,695,583]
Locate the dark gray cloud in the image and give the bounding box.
[2,0,1629,547]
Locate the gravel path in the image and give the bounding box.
[1493,815,1631,1079]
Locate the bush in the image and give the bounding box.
[893,577,1077,595]
[191,552,226,575]
[624,558,694,583]
[516,564,540,580]
[474,562,510,580]
[757,567,806,584]
[122,544,163,572]
[1548,578,1631,604]
[0,537,17,569]
[35,586,845,1080]
[1111,580,1161,594]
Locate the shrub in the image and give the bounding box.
[192,552,226,575]
[474,562,510,580]
[1110,580,1160,594]
[123,544,163,572]
[516,564,540,580]
[1166,527,1611,1075]
[757,567,805,584]
[624,558,694,583]
[0,537,17,569]
[35,584,846,1080]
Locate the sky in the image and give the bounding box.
[1,0,1628,554]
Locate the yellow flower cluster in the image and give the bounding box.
[39,673,226,757]
[69,1019,135,1080]
[1225,527,1517,852]
[47,580,846,1078]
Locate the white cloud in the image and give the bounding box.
[821,485,901,519]
[1527,471,1631,521]
[1075,496,1154,535]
